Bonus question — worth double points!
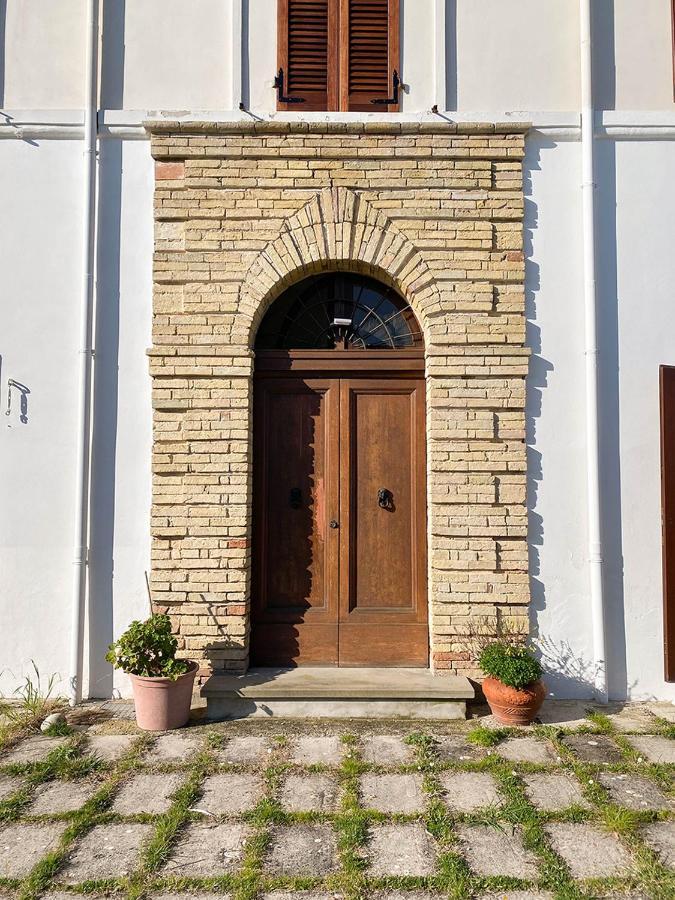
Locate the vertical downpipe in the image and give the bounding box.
[579,0,608,702]
[69,0,100,706]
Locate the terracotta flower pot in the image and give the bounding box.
[128,661,198,731]
[482,676,546,726]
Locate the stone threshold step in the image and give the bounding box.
[201,667,474,720]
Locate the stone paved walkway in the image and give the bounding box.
[0,701,674,899]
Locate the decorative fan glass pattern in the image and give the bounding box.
[255,273,422,350]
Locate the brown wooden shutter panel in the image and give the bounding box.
[278,0,337,110]
[661,366,675,680]
[341,0,399,111]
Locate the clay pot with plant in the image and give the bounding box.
[106,614,197,731]
[478,641,546,726]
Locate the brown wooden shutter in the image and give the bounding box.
[277,0,337,110]
[661,366,675,680]
[340,0,400,111]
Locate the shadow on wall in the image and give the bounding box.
[87,0,126,698]
[444,0,457,110]
[0,1,5,106]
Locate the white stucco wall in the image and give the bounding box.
[611,140,675,701]
[1,0,675,701]
[524,135,595,699]
[0,140,82,697]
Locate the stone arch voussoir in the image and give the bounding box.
[239,187,440,348]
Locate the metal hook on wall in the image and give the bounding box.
[5,379,31,424]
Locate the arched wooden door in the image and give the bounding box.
[251,274,428,667]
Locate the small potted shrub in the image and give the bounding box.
[106,614,198,731]
[478,640,546,725]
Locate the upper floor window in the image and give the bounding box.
[276,0,400,111]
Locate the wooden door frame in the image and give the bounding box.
[252,348,428,666]
[661,365,675,681]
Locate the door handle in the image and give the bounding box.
[378,488,394,510]
[289,487,302,509]
[329,520,339,529]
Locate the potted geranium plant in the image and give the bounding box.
[106,614,198,731]
[478,640,546,726]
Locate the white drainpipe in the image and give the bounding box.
[69,0,100,706]
[579,0,608,702]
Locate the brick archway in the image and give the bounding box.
[239,186,440,348]
[147,121,530,681]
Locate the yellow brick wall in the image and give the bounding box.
[147,121,530,681]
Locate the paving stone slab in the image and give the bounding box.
[439,771,501,812]
[366,824,437,876]
[360,773,426,813]
[361,735,414,765]
[279,773,339,812]
[263,894,341,900]
[144,732,204,764]
[290,736,343,766]
[562,734,624,764]
[432,735,484,761]
[199,773,262,815]
[477,894,554,900]
[456,825,539,879]
[0,775,23,800]
[152,894,230,900]
[86,734,138,762]
[217,735,272,765]
[544,822,632,878]
[113,772,185,815]
[0,822,67,877]
[496,736,555,764]
[369,894,442,900]
[30,778,99,815]
[598,772,674,810]
[521,773,589,811]
[163,822,249,876]
[264,824,338,876]
[640,821,675,868]
[60,823,152,882]
[627,735,675,764]
[2,736,68,765]
[648,702,675,723]
[536,700,594,729]
[606,706,657,733]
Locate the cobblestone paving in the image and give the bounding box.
[0,702,673,899]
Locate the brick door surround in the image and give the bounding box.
[147,120,530,681]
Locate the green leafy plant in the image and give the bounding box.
[478,641,542,690]
[106,614,189,679]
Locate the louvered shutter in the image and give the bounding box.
[340,0,399,111]
[277,0,337,110]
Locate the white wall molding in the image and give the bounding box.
[4,109,675,141]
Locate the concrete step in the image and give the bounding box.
[201,667,474,720]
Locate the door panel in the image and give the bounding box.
[338,378,428,666]
[252,371,427,668]
[251,378,339,666]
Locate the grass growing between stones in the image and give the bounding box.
[466,724,511,747]
[8,734,151,900]
[1,715,673,900]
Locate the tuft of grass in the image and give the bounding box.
[0,662,66,735]
[41,719,74,737]
[467,725,509,748]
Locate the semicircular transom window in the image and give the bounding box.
[255,273,423,350]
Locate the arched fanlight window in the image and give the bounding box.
[255,273,423,350]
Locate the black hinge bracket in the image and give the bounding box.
[274,68,306,104]
[370,70,400,106]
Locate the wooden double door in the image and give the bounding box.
[252,355,428,667]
